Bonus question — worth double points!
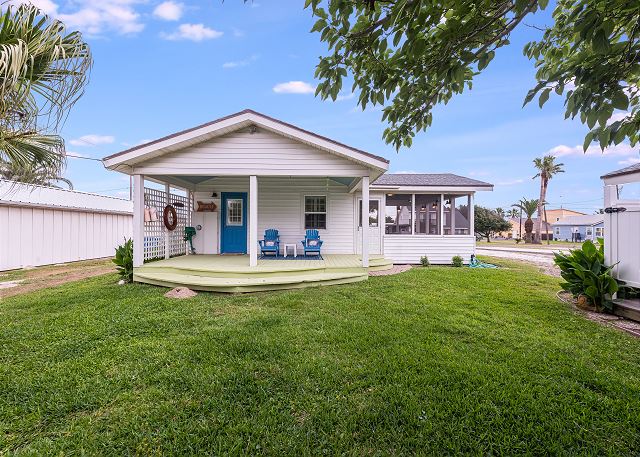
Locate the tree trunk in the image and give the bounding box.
[486,234,490,242]
[524,217,534,243]
[534,176,546,244]
[544,205,550,244]
[519,208,523,240]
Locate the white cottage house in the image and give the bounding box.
[102,109,492,292]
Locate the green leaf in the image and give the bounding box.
[592,29,610,54]
[611,91,629,111]
[539,88,551,108]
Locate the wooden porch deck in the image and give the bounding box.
[134,254,393,293]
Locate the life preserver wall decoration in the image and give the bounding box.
[163,204,178,231]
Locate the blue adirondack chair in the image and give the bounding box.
[301,229,323,258]
[259,229,280,257]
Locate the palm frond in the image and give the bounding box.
[0,128,64,169]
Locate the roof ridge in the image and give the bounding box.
[102,109,389,164]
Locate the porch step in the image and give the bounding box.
[613,299,640,322]
[134,270,368,293]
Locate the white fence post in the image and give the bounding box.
[132,174,145,267]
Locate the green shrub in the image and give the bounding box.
[420,255,430,267]
[113,238,134,283]
[553,239,618,312]
[452,255,463,267]
[515,238,522,244]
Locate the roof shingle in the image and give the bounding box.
[601,162,640,179]
[373,173,493,188]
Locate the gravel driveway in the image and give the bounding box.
[476,248,561,277]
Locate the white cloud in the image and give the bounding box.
[273,81,316,94]
[153,1,183,21]
[70,134,115,147]
[162,23,223,41]
[11,0,145,35]
[496,179,524,186]
[618,157,640,166]
[335,92,355,102]
[468,170,490,177]
[222,55,258,69]
[608,111,631,125]
[9,0,58,15]
[60,1,144,35]
[548,143,638,158]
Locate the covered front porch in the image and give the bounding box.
[134,254,393,293]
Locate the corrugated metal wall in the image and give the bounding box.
[0,181,133,271]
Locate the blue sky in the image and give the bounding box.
[23,0,640,212]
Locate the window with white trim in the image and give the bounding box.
[595,227,604,237]
[304,196,327,229]
[226,199,243,226]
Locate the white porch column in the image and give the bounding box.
[132,174,145,267]
[361,176,370,268]
[469,193,475,235]
[164,183,171,259]
[249,175,258,267]
[411,193,416,235]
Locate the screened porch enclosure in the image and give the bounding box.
[383,193,473,237]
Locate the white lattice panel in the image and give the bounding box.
[143,187,192,261]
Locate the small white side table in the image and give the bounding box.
[283,243,297,258]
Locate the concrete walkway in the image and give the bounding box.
[477,246,570,256]
[476,248,561,277]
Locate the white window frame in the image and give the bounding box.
[303,195,328,230]
[358,199,380,228]
[586,226,593,237]
[226,198,243,226]
[595,226,604,237]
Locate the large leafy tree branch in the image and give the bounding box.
[307,0,639,152]
[525,0,640,150]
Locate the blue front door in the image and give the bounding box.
[221,192,247,254]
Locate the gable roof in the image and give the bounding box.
[552,215,604,227]
[373,173,493,188]
[102,109,389,172]
[601,162,640,179]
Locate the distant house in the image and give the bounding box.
[500,217,552,240]
[545,208,586,223]
[500,208,586,240]
[551,215,604,242]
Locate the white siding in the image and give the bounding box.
[134,128,370,177]
[0,206,132,271]
[383,235,476,264]
[193,177,356,254]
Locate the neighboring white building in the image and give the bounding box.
[602,163,640,289]
[0,180,132,270]
[101,110,492,290]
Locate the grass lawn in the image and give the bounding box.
[2,259,640,454]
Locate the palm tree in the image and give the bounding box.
[495,207,505,219]
[533,155,564,244]
[0,159,73,189]
[512,198,539,244]
[0,4,91,175]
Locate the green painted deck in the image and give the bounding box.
[134,254,393,293]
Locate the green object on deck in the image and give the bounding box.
[183,226,196,254]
